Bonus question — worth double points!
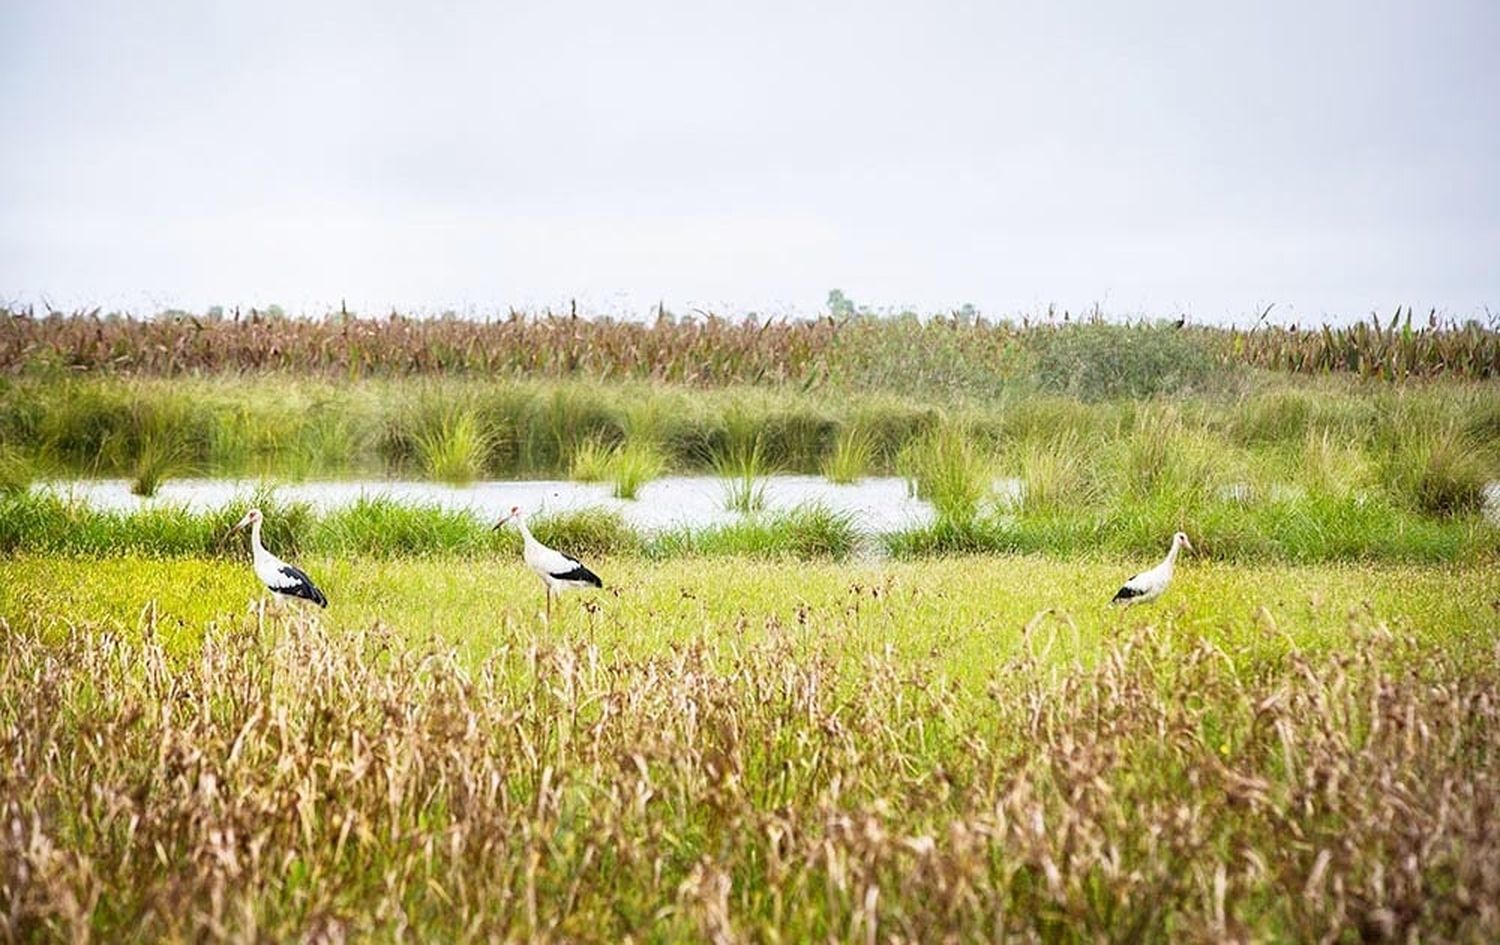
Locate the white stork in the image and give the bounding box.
[494,505,603,620]
[1111,532,1193,606]
[228,508,328,608]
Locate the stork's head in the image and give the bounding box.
[1173,531,1194,552]
[230,508,263,532]
[493,505,524,531]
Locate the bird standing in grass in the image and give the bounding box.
[1111,532,1193,606]
[494,505,603,621]
[228,507,328,608]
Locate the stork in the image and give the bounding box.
[494,505,603,621]
[227,508,328,608]
[1111,532,1192,606]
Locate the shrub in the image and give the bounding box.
[1028,321,1224,399]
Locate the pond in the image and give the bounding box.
[33,475,1022,534]
[29,478,1500,529]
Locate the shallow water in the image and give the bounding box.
[32,475,1019,534]
[30,477,1499,529]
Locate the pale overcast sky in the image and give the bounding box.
[1,1,1496,323]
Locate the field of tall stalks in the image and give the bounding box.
[4,308,1497,386]
[3,601,1497,942]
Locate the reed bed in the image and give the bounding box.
[5,308,1496,385]
[3,375,1496,491]
[2,608,1496,942]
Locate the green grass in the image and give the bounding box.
[606,440,665,499]
[821,424,876,484]
[0,444,33,494]
[652,504,859,561]
[712,431,771,513]
[414,410,488,484]
[4,557,1497,940]
[128,430,192,496]
[2,553,1493,675]
[3,489,1495,564]
[567,434,614,482]
[897,423,994,524]
[1011,428,1099,510]
[2,374,1496,495]
[1381,428,1492,516]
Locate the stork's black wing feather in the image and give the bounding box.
[273,564,328,608]
[1110,581,1145,603]
[550,558,603,588]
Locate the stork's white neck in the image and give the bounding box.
[249,518,268,560]
[1164,541,1181,568]
[514,516,539,549]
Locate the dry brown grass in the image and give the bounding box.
[3,607,1498,942]
[4,308,1495,383]
[0,309,843,385]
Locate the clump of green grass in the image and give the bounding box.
[606,440,665,500]
[130,431,192,497]
[652,504,858,560]
[527,507,642,557]
[317,496,492,557]
[568,434,614,482]
[881,516,1017,558]
[1230,388,1315,445]
[712,419,771,513]
[1297,426,1371,498]
[821,425,876,484]
[1383,431,1492,517]
[1013,429,1098,510]
[287,405,365,480]
[415,411,488,485]
[1116,408,1224,505]
[898,424,993,525]
[0,445,34,494]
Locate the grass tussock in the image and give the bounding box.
[567,434,614,482]
[415,411,489,485]
[821,425,876,484]
[712,422,772,513]
[1013,429,1099,510]
[898,424,994,525]
[606,440,666,500]
[128,430,193,497]
[1383,430,1493,517]
[653,504,859,560]
[4,612,1498,941]
[0,445,34,494]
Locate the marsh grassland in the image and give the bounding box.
[2,310,1499,941]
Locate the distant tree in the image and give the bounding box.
[827,289,856,318]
